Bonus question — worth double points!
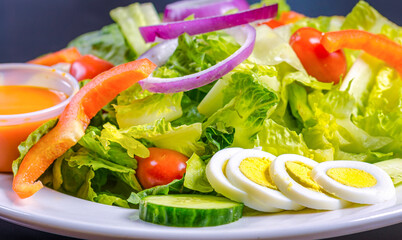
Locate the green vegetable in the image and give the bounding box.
[115,118,205,157]
[12,119,57,175]
[251,0,290,17]
[248,25,305,73]
[201,63,280,148]
[183,154,213,193]
[115,84,183,128]
[374,159,402,186]
[291,16,344,34]
[110,2,160,57]
[139,195,243,227]
[68,24,134,65]
[153,31,240,78]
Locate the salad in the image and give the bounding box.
[11,0,402,228]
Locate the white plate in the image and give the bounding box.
[0,173,401,240]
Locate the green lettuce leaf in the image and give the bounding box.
[375,159,402,186]
[201,63,280,148]
[127,178,193,204]
[183,153,213,193]
[110,2,160,57]
[251,0,290,17]
[291,16,344,34]
[341,1,400,34]
[255,119,331,161]
[12,119,57,175]
[248,25,305,73]
[118,118,204,157]
[68,24,134,65]
[153,31,240,78]
[115,84,183,129]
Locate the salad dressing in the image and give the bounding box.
[0,85,67,172]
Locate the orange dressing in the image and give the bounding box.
[0,85,67,172]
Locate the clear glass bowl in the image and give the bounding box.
[0,63,79,172]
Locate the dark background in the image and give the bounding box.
[1,0,402,239]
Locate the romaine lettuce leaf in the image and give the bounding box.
[12,119,57,175]
[110,2,160,57]
[115,84,183,128]
[99,123,150,159]
[183,153,213,193]
[153,31,240,78]
[341,1,400,34]
[118,118,204,157]
[291,16,344,34]
[248,25,305,73]
[251,0,290,16]
[255,119,332,162]
[201,63,280,148]
[68,24,134,65]
[127,178,193,204]
[375,159,402,186]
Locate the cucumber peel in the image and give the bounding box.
[139,194,243,227]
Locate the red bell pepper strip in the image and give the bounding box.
[261,11,305,29]
[321,30,402,75]
[279,11,305,25]
[13,58,157,199]
[28,47,82,66]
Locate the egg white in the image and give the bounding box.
[225,149,304,211]
[206,148,281,212]
[270,154,349,210]
[311,161,396,204]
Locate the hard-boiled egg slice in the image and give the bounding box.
[311,161,396,204]
[271,154,349,210]
[206,148,281,212]
[225,149,304,211]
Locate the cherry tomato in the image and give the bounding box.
[135,148,188,189]
[289,27,347,84]
[69,55,114,81]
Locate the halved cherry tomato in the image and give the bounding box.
[290,27,347,84]
[135,148,188,189]
[70,55,114,81]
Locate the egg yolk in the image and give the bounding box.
[285,161,323,192]
[239,157,277,190]
[327,168,377,188]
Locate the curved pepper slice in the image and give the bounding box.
[28,47,82,66]
[321,30,402,75]
[13,58,157,199]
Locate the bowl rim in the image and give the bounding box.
[0,63,79,122]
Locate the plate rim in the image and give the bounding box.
[1,173,402,240]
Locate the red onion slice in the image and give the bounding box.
[163,0,250,22]
[140,4,277,43]
[138,24,256,93]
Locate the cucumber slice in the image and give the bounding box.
[139,194,243,227]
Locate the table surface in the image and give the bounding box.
[1,0,401,239]
[0,218,401,240]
